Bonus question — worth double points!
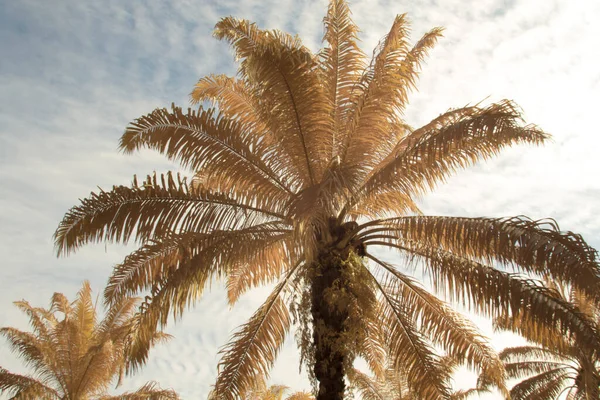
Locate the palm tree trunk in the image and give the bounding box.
[311,252,349,400]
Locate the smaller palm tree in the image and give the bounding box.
[209,380,313,400]
[497,281,600,399]
[0,281,178,400]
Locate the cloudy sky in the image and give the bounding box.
[1,0,600,398]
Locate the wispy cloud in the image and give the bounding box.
[1,0,599,398]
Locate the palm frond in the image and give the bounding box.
[341,14,410,169]
[366,253,507,391]
[348,189,421,220]
[104,223,291,306]
[504,361,573,381]
[214,17,332,184]
[355,320,386,379]
[371,215,600,303]
[285,391,314,400]
[13,301,56,340]
[366,239,600,357]
[500,346,567,365]
[0,328,54,381]
[225,232,293,305]
[348,368,388,400]
[0,367,60,400]
[122,105,293,200]
[212,265,299,400]
[510,368,573,400]
[355,101,548,203]
[54,172,284,256]
[107,231,292,371]
[190,75,299,193]
[494,313,573,353]
[342,18,443,176]
[97,382,179,400]
[450,388,487,400]
[319,0,366,153]
[370,273,451,399]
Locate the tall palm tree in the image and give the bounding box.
[497,282,600,399]
[54,0,600,399]
[0,281,178,400]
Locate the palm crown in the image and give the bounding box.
[0,281,178,400]
[54,0,600,399]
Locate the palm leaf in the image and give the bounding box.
[212,265,299,400]
[214,17,332,184]
[365,238,600,357]
[104,222,291,306]
[54,172,284,256]
[366,253,507,391]
[509,368,573,400]
[0,367,60,400]
[97,382,179,400]
[348,368,388,400]
[372,215,600,303]
[342,19,443,176]
[121,105,291,201]
[319,0,366,152]
[356,101,548,202]
[370,273,451,399]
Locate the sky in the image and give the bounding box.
[1,0,600,398]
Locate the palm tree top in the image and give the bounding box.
[0,281,179,400]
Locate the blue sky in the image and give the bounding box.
[1,0,600,398]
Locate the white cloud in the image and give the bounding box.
[1,0,599,399]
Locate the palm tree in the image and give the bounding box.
[0,281,178,400]
[497,281,600,399]
[54,0,600,399]
[209,381,313,400]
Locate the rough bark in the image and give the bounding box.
[311,252,350,400]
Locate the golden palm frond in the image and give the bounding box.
[97,382,179,400]
[190,75,299,193]
[510,368,573,400]
[349,355,489,400]
[319,0,366,153]
[449,388,486,400]
[356,101,548,204]
[355,319,386,380]
[366,252,507,392]
[224,381,314,400]
[0,367,60,399]
[369,216,600,302]
[370,274,451,399]
[54,1,600,399]
[0,282,178,400]
[349,368,393,400]
[378,240,600,354]
[122,105,292,201]
[497,286,600,400]
[104,222,291,306]
[215,17,332,184]
[285,392,314,400]
[342,16,443,177]
[55,172,284,256]
[213,264,299,400]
